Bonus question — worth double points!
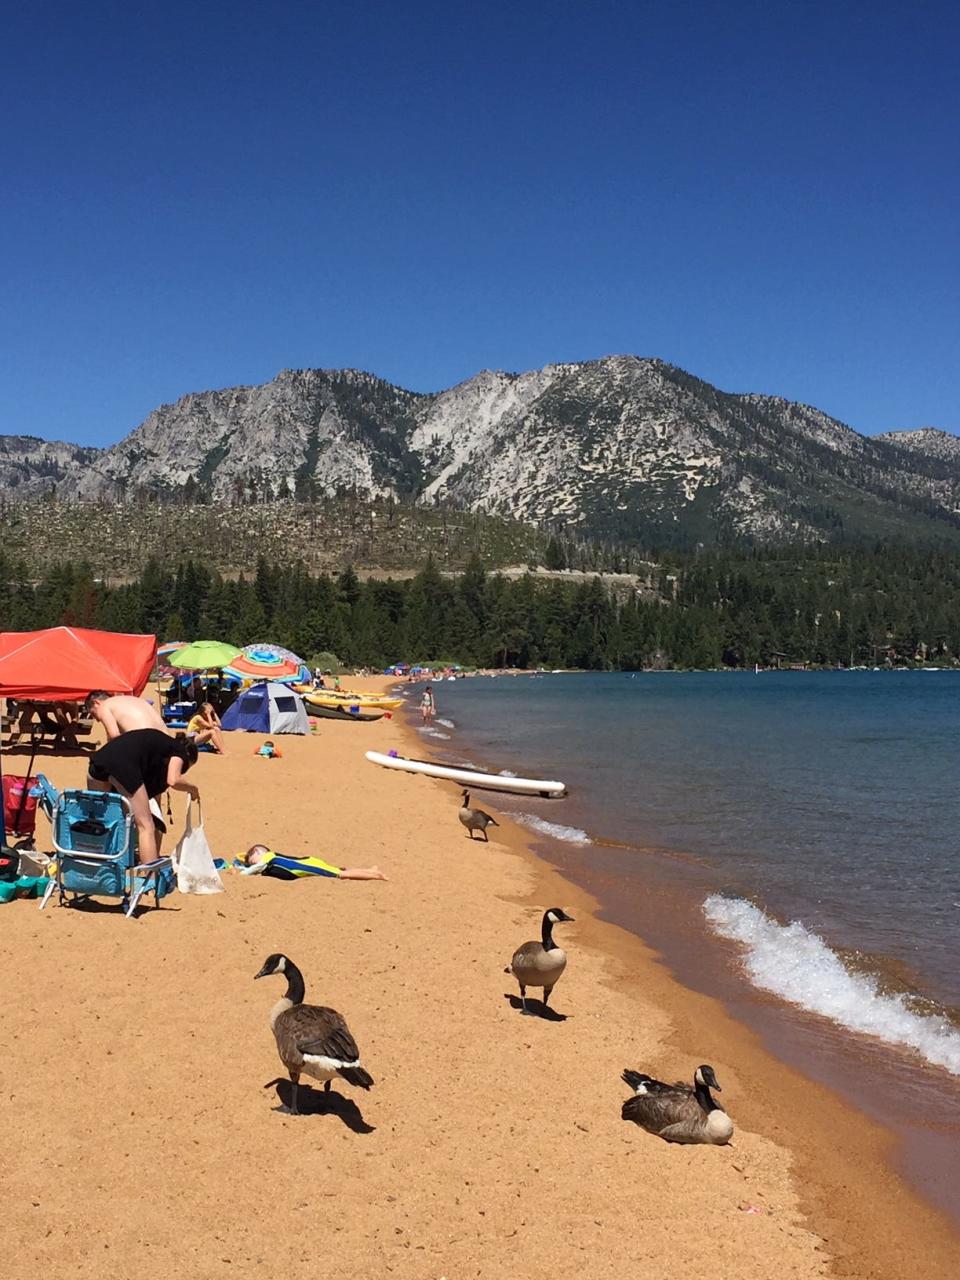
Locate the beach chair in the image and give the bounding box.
[35,775,174,918]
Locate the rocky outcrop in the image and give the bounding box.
[2,358,959,545]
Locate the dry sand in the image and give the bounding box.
[1,680,957,1280]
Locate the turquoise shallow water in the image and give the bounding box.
[420,670,960,1064]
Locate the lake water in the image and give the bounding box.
[417,671,960,1076]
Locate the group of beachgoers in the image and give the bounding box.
[77,691,386,882]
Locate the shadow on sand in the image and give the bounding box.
[264,1078,376,1133]
[504,993,568,1022]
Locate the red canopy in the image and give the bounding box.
[0,627,156,702]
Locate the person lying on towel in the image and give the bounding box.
[237,844,387,881]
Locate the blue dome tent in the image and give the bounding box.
[220,681,309,734]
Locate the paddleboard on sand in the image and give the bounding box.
[365,750,567,798]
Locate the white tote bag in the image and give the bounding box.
[173,800,224,895]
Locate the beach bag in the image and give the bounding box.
[2,775,40,837]
[172,801,223,895]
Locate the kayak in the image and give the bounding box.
[365,751,567,798]
[295,685,403,710]
[307,700,386,722]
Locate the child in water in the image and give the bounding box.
[238,844,387,881]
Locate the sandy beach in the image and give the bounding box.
[2,678,957,1280]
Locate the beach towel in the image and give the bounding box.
[172,801,223,895]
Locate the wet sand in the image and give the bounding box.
[0,680,956,1279]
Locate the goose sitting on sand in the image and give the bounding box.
[254,953,373,1115]
[505,907,574,1014]
[458,790,499,841]
[621,1064,733,1144]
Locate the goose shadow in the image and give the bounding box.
[264,1079,376,1133]
[504,993,568,1022]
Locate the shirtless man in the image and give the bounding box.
[85,691,167,741]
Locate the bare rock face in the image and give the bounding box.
[0,435,102,498]
[2,357,959,545]
[876,428,960,463]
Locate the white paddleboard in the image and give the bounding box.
[365,750,567,798]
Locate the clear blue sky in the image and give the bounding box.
[2,0,957,446]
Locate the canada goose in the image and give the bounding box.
[505,907,574,1014]
[621,1064,734,1144]
[254,953,373,1115]
[459,790,499,841]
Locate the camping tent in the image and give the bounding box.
[220,682,309,735]
[0,627,156,701]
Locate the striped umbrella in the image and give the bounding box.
[223,644,308,685]
[154,640,188,679]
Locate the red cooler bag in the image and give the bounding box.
[2,775,39,837]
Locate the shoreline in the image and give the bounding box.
[400,682,960,1275]
[2,684,956,1278]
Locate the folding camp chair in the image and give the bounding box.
[35,775,174,918]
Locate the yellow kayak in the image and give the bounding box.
[295,685,403,711]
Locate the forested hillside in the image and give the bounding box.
[2,545,958,670]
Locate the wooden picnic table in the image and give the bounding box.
[4,700,95,750]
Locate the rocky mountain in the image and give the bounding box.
[876,428,960,464]
[0,435,101,498]
[3,357,959,546]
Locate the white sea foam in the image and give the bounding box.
[418,727,451,740]
[508,812,591,845]
[703,895,960,1076]
[498,769,517,777]
[436,717,456,728]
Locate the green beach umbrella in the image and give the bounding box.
[168,640,243,671]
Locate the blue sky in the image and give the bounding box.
[2,1,957,446]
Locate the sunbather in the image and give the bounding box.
[187,702,226,754]
[238,844,387,881]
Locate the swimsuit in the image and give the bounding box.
[252,850,341,880]
[89,729,182,799]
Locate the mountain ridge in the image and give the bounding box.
[2,356,959,547]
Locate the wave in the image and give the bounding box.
[703,895,960,1076]
[436,718,456,728]
[508,812,591,845]
[417,727,451,740]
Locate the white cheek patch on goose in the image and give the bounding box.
[277,957,286,972]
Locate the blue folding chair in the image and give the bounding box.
[35,775,174,918]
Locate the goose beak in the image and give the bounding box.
[253,964,270,980]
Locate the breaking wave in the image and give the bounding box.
[508,812,591,845]
[703,895,960,1076]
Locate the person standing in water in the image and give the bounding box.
[420,684,436,724]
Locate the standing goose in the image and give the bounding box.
[458,790,499,841]
[505,907,574,1014]
[254,953,373,1115]
[621,1064,734,1144]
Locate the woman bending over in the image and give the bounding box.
[87,729,199,865]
